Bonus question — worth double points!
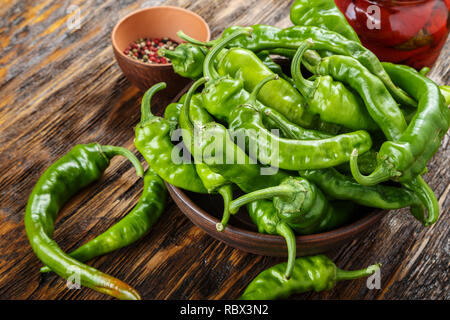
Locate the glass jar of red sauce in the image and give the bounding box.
[334,0,449,69]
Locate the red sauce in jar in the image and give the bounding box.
[334,0,449,69]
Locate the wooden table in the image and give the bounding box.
[0,0,448,300]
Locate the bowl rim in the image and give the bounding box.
[166,182,387,245]
[111,5,211,68]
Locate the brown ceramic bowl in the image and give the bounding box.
[111,6,210,96]
[167,183,385,257]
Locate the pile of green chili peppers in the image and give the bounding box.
[25,0,448,300]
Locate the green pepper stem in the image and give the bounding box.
[140,82,167,124]
[275,222,296,279]
[181,77,209,135]
[249,74,279,106]
[350,149,391,186]
[335,263,381,281]
[291,39,316,99]
[229,185,293,214]
[216,184,234,232]
[177,30,214,47]
[100,145,144,178]
[303,49,322,69]
[204,29,252,80]
[158,48,183,60]
[403,176,439,226]
[263,109,299,139]
[264,48,296,58]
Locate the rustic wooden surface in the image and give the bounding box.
[0,0,448,300]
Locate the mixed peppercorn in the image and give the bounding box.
[124,37,179,64]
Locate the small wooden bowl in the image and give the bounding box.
[111,6,210,96]
[167,183,385,257]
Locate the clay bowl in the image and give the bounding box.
[111,6,210,96]
[167,183,385,257]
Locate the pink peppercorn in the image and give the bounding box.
[124,37,178,64]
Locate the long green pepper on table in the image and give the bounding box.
[25,0,448,300]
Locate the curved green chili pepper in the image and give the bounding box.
[228,75,372,171]
[299,168,425,221]
[308,46,407,141]
[350,64,449,185]
[240,255,380,300]
[192,117,290,193]
[262,106,333,140]
[229,176,356,234]
[164,101,183,123]
[158,43,208,79]
[179,77,234,232]
[263,106,380,178]
[418,68,449,105]
[246,200,296,279]
[332,63,445,226]
[304,52,440,225]
[181,24,416,108]
[291,39,378,131]
[25,143,144,300]
[40,167,167,273]
[216,46,319,128]
[290,0,360,43]
[134,82,207,193]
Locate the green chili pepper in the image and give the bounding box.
[291,39,378,131]
[195,123,296,268]
[217,47,321,128]
[158,43,208,79]
[40,167,167,273]
[350,64,449,186]
[199,121,290,193]
[227,75,372,171]
[240,255,380,300]
[199,30,334,138]
[329,62,444,226]
[198,29,318,129]
[178,77,234,231]
[418,68,449,105]
[246,200,296,279]
[188,106,290,193]
[303,52,439,225]
[299,168,425,221]
[25,143,144,300]
[256,50,295,86]
[229,176,357,235]
[181,24,416,108]
[200,35,372,169]
[164,101,183,123]
[261,106,333,140]
[175,78,295,276]
[134,82,207,193]
[290,0,360,43]
[305,44,407,142]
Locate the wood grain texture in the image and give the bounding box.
[0,0,448,300]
